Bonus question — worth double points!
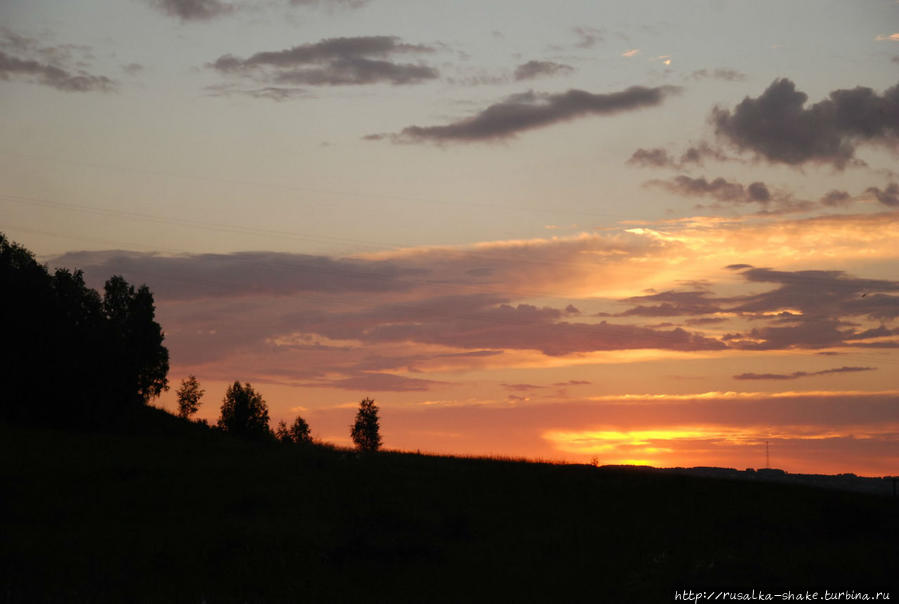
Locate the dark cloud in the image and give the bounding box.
[865,183,899,207]
[628,142,732,169]
[734,366,875,380]
[206,84,309,101]
[689,68,746,81]
[611,267,899,351]
[649,175,775,205]
[618,290,721,317]
[719,268,899,349]
[147,0,235,21]
[350,295,726,355]
[734,268,899,319]
[0,45,115,93]
[628,147,674,168]
[726,264,753,271]
[274,60,436,86]
[210,36,438,87]
[391,85,680,143]
[49,250,422,301]
[712,78,899,167]
[122,63,144,75]
[680,143,732,165]
[513,60,573,81]
[820,189,852,206]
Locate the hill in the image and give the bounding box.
[2,410,897,602]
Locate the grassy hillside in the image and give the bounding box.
[2,409,897,603]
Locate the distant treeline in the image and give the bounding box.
[0,233,169,427]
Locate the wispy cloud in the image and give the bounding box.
[210,36,439,87]
[387,85,680,143]
[0,30,115,92]
[513,60,573,81]
[689,68,745,81]
[146,0,235,21]
[572,26,603,49]
[733,366,876,380]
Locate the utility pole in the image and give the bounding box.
[765,440,770,469]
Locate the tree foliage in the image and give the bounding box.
[176,375,205,419]
[276,415,312,444]
[0,233,169,427]
[351,397,381,453]
[218,382,270,438]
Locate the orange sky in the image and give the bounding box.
[4,0,898,476]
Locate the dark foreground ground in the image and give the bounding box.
[2,409,898,603]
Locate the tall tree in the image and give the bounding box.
[218,382,271,438]
[103,276,169,407]
[351,397,381,453]
[1,234,169,426]
[176,375,205,419]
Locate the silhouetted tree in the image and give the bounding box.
[103,276,169,407]
[176,375,205,419]
[276,415,312,444]
[218,382,271,438]
[0,233,169,427]
[351,397,381,452]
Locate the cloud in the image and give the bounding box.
[147,0,235,21]
[51,213,899,376]
[621,49,640,58]
[572,26,603,49]
[627,142,732,168]
[49,250,422,300]
[627,147,674,168]
[210,36,438,86]
[875,33,899,42]
[649,175,775,205]
[390,85,680,143]
[610,264,899,350]
[734,367,876,380]
[305,372,446,392]
[205,83,309,101]
[718,268,899,349]
[820,190,852,206]
[352,295,726,355]
[712,78,899,168]
[513,60,573,81]
[0,31,115,92]
[689,68,746,81]
[865,183,899,207]
[617,289,721,317]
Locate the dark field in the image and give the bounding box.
[2,409,897,603]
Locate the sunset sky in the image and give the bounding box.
[3,0,898,475]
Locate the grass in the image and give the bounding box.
[2,408,898,603]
